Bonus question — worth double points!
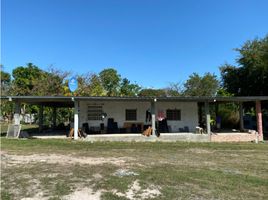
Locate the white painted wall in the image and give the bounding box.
[79,101,198,133]
[156,102,198,132]
[79,101,151,128]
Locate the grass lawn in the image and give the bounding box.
[1,138,268,200]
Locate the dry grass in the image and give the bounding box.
[1,138,268,200]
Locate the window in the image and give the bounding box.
[125,109,137,121]
[166,109,181,121]
[87,105,103,120]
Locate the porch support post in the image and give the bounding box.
[256,101,263,141]
[239,102,244,131]
[74,100,79,140]
[205,102,211,136]
[151,99,156,136]
[39,105,44,133]
[52,107,57,129]
[14,101,21,125]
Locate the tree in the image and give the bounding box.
[120,78,141,96]
[1,69,11,86]
[0,66,11,96]
[73,73,105,96]
[1,66,13,122]
[183,73,219,96]
[11,63,44,95]
[139,88,167,97]
[216,88,234,97]
[11,64,69,96]
[221,35,268,96]
[164,82,182,97]
[32,67,69,96]
[88,74,106,96]
[75,73,93,96]
[220,64,241,95]
[99,68,121,96]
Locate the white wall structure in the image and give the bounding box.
[79,101,198,133]
[79,101,150,128]
[156,102,198,132]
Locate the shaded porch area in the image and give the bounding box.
[3,95,267,142]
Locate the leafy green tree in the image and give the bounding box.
[0,100,13,122]
[183,73,219,96]
[1,70,11,85]
[120,78,141,96]
[11,64,68,96]
[1,66,13,121]
[11,63,43,95]
[219,64,240,95]
[99,68,121,96]
[88,74,106,96]
[219,36,268,128]
[221,35,268,96]
[216,88,234,97]
[32,68,68,96]
[75,73,92,96]
[74,73,105,96]
[0,66,11,96]
[10,64,70,123]
[139,88,167,97]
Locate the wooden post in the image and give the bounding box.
[151,99,156,136]
[239,102,244,131]
[74,100,79,140]
[256,101,263,141]
[39,105,44,133]
[205,102,211,137]
[52,107,57,129]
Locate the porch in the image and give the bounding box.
[27,130,259,143]
[2,95,267,142]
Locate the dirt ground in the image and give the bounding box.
[1,139,268,200]
[1,151,161,200]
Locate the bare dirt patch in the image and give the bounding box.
[114,179,161,200]
[62,188,102,200]
[92,173,103,181]
[2,152,134,166]
[21,192,48,200]
[186,148,213,154]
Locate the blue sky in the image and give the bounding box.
[2,0,268,88]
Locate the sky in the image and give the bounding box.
[1,0,268,88]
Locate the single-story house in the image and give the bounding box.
[1,96,268,142]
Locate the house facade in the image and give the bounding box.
[2,96,267,141]
[79,100,198,133]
